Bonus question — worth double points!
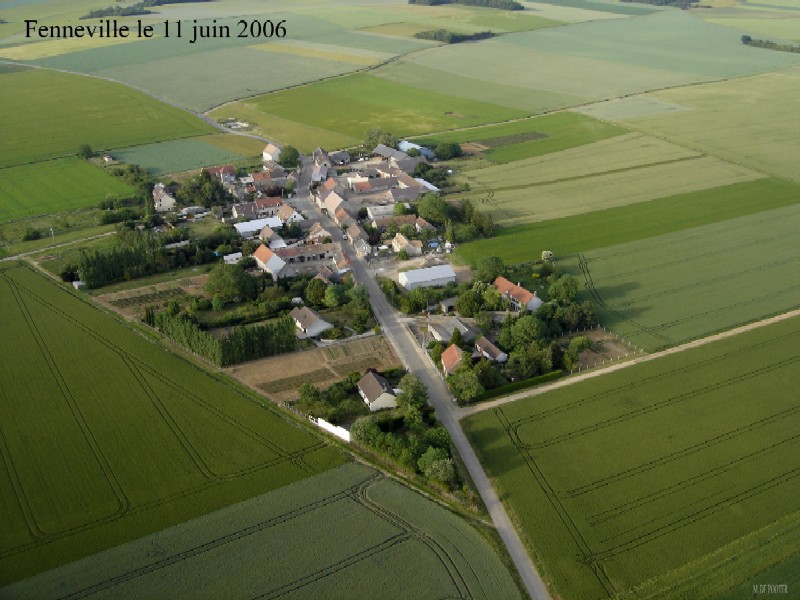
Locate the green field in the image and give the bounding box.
[0,158,135,223]
[459,143,762,227]
[570,204,800,350]
[113,138,247,175]
[224,72,528,151]
[0,262,345,583]
[414,111,628,162]
[0,68,214,168]
[1,463,522,599]
[454,178,800,265]
[464,315,800,600]
[619,67,800,183]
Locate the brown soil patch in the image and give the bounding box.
[460,142,488,157]
[95,275,208,319]
[574,328,633,369]
[226,335,401,402]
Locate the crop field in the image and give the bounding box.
[112,138,247,175]
[0,158,135,223]
[462,153,762,227]
[197,133,265,157]
[226,73,527,151]
[0,68,214,168]
[29,13,430,111]
[231,335,401,402]
[415,111,627,162]
[464,315,800,600]
[619,67,800,183]
[454,178,800,266]
[1,463,522,600]
[570,204,800,350]
[0,262,345,583]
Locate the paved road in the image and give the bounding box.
[304,183,550,600]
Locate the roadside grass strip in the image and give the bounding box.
[0,262,344,583]
[569,203,800,351]
[1,463,523,599]
[464,315,800,599]
[0,159,135,223]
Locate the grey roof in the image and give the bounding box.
[399,264,456,285]
[290,306,320,330]
[358,371,394,403]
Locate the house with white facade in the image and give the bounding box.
[357,371,397,412]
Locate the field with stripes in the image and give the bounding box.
[0,262,344,583]
[2,463,522,599]
[464,315,800,600]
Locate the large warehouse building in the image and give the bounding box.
[398,264,456,291]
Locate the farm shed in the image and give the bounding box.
[398,264,456,291]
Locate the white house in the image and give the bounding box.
[152,183,176,213]
[223,252,243,265]
[262,143,282,163]
[398,264,456,291]
[277,204,303,225]
[289,306,333,338]
[253,244,286,277]
[493,276,543,312]
[475,336,508,363]
[357,371,397,412]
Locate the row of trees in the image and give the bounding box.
[152,308,296,367]
[741,36,800,54]
[414,29,495,44]
[77,228,162,288]
[82,0,207,19]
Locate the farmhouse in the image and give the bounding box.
[205,164,236,185]
[253,244,286,277]
[493,276,543,312]
[275,243,335,264]
[323,191,346,216]
[441,344,463,376]
[415,217,435,233]
[398,264,456,291]
[475,336,508,363]
[277,204,303,224]
[262,143,281,163]
[289,306,333,339]
[306,222,334,243]
[357,371,397,412]
[391,233,422,256]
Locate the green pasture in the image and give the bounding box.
[569,204,800,350]
[0,68,214,168]
[462,153,762,227]
[113,138,247,175]
[622,67,800,183]
[1,463,522,599]
[375,60,582,113]
[454,178,800,265]
[237,73,527,150]
[0,158,135,223]
[0,262,344,583]
[464,315,800,599]
[199,133,265,157]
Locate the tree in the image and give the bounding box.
[434,142,462,161]
[483,286,503,311]
[448,366,484,402]
[393,203,407,216]
[476,256,505,282]
[396,373,428,411]
[78,144,93,159]
[323,284,345,308]
[298,382,321,405]
[364,127,397,151]
[212,294,225,312]
[417,193,449,225]
[305,277,326,306]
[511,315,544,350]
[449,327,465,349]
[430,342,445,367]
[205,263,256,303]
[397,249,409,261]
[358,207,368,220]
[455,289,481,318]
[351,417,383,447]
[426,458,455,485]
[417,446,449,475]
[347,283,370,306]
[549,274,578,305]
[278,145,300,169]
[473,359,500,389]
[21,227,41,241]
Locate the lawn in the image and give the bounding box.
[112,138,248,175]
[1,463,523,599]
[0,262,345,583]
[454,178,800,265]
[233,72,528,150]
[568,203,800,350]
[0,68,214,168]
[620,67,800,183]
[460,151,762,227]
[464,315,800,599]
[0,159,134,223]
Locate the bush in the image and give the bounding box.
[22,227,42,241]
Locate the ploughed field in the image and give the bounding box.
[463,315,800,600]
